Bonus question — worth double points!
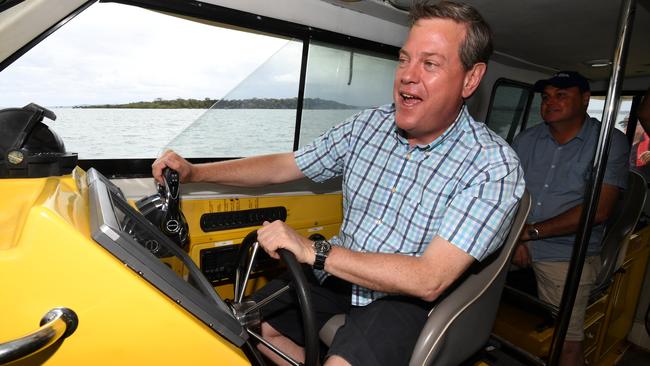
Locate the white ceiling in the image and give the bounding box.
[327,0,650,83]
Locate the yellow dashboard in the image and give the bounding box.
[0,168,343,365]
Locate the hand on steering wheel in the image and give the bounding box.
[231,230,319,366]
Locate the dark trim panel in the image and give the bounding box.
[292,38,310,151]
[79,157,234,178]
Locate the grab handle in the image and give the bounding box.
[0,307,78,365]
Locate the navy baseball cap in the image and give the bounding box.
[533,71,590,93]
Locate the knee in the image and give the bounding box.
[325,355,351,366]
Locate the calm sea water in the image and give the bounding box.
[47,105,631,160]
[47,108,359,159]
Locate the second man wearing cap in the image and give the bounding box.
[510,71,629,366]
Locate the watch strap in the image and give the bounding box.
[313,240,331,270]
[528,225,540,240]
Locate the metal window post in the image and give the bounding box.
[548,0,637,364]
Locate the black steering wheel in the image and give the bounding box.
[229,230,319,366]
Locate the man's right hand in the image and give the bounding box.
[512,242,531,268]
[152,150,194,184]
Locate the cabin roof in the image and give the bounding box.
[329,0,650,83]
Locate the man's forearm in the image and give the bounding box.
[190,152,304,186]
[523,205,584,240]
[523,184,620,240]
[324,237,474,302]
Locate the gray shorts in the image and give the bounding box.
[533,256,601,341]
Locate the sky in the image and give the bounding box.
[0,3,301,108]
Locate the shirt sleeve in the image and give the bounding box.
[294,113,357,183]
[437,145,526,261]
[604,129,631,189]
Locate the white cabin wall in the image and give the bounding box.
[591,75,650,93]
[467,59,550,123]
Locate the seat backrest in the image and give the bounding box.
[409,191,531,366]
[591,170,647,297]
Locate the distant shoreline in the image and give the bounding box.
[74,97,361,110]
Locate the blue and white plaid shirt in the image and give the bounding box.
[295,103,525,306]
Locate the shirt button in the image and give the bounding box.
[537,202,542,206]
[391,187,397,193]
[544,184,549,188]
[551,165,556,169]
[376,219,382,225]
[406,153,411,160]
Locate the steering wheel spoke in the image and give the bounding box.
[247,328,302,366]
[232,230,319,366]
[241,284,291,316]
[235,239,261,303]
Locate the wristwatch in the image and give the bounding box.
[527,225,540,240]
[313,240,332,270]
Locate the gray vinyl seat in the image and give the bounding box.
[319,191,532,365]
[590,169,647,300]
[504,169,647,315]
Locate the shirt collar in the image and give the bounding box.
[393,104,468,151]
[541,115,592,144]
[575,116,593,141]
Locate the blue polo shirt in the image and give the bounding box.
[511,116,629,262]
[295,103,525,305]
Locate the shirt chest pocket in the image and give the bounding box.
[551,161,591,195]
[388,193,440,250]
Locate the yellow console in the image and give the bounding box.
[179,194,342,299]
[0,167,333,365]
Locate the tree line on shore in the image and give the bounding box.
[74,97,360,110]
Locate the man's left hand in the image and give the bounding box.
[512,242,531,268]
[257,220,315,265]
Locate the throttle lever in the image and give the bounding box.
[159,168,189,249]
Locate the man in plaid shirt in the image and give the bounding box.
[153,2,524,365]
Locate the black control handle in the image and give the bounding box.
[159,168,189,249]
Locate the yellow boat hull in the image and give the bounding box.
[0,168,250,366]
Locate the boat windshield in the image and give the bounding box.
[0,2,396,170]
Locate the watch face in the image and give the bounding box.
[315,240,331,253]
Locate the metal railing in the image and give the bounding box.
[0,307,78,365]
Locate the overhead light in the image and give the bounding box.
[584,59,612,68]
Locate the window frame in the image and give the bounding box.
[485,77,536,143]
[2,0,399,177]
[588,90,648,145]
